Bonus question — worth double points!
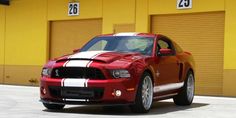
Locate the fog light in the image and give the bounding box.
[115,90,122,97]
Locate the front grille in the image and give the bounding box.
[51,67,105,79]
[48,86,104,100]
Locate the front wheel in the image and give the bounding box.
[173,70,195,105]
[43,103,65,110]
[130,72,153,113]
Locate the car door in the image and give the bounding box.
[154,37,180,92]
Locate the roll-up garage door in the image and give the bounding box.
[50,19,102,59]
[151,12,224,96]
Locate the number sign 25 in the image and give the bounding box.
[68,2,79,16]
[177,0,192,9]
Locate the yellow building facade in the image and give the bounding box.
[0,0,236,97]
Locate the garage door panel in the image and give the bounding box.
[196,87,222,95]
[151,12,224,95]
[50,19,102,59]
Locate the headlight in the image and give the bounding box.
[111,69,131,78]
[41,68,52,77]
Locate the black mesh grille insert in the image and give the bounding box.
[51,67,105,79]
[48,86,104,100]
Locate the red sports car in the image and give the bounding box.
[40,33,195,113]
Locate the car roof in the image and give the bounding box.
[97,32,158,38]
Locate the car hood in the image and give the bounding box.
[55,51,148,64]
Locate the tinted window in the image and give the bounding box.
[156,37,175,55]
[87,40,107,51]
[158,40,170,49]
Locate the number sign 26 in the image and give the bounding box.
[68,2,79,16]
[177,0,192,9]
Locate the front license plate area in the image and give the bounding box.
[61,87,94,99]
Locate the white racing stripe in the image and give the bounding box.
[113,32,138,36]
[69,51,107,59]
[65,60,90,67]
[65,51,108,67]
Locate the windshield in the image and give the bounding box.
[80,36,154,55]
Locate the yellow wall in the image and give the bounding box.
[0,6,5,65]
[135,0,149,32]
[224,0,236,69]
[6,0,223,66]
[0,6,5,83]
[5,0,47,66]
[103,0,136,33]
[149,0,225,15]
[48,0,136,39]
[223,0,236,96]
[1,0,137,66]
[48,0,103,21]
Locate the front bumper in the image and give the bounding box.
[40,77,137,105]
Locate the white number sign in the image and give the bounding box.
[177,0,192,9]
[68,2,79,16]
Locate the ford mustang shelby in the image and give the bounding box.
[40,33,195,113]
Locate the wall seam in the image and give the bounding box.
[46,0,49,62]
[134,0,137,31]
[222,0,227,96]
[102,0,104,33]
[147,0,150,32]
[3,6,6,83]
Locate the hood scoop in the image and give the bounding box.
[56,58,107,63]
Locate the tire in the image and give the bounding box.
[130,72,153,113]
[43,103,65,110]
[173,70,195,106]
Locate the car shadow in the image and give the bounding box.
[43,101,209,115]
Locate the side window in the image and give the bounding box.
[87,40,107,51]
[157,37,175,55]
[158,40,170,49]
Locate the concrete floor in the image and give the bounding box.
[0,85,235,118]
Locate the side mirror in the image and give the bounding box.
[73,48,80,53]
[158,48,172,56]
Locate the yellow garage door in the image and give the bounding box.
[50,19,102,59]
[151,12,224,96]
